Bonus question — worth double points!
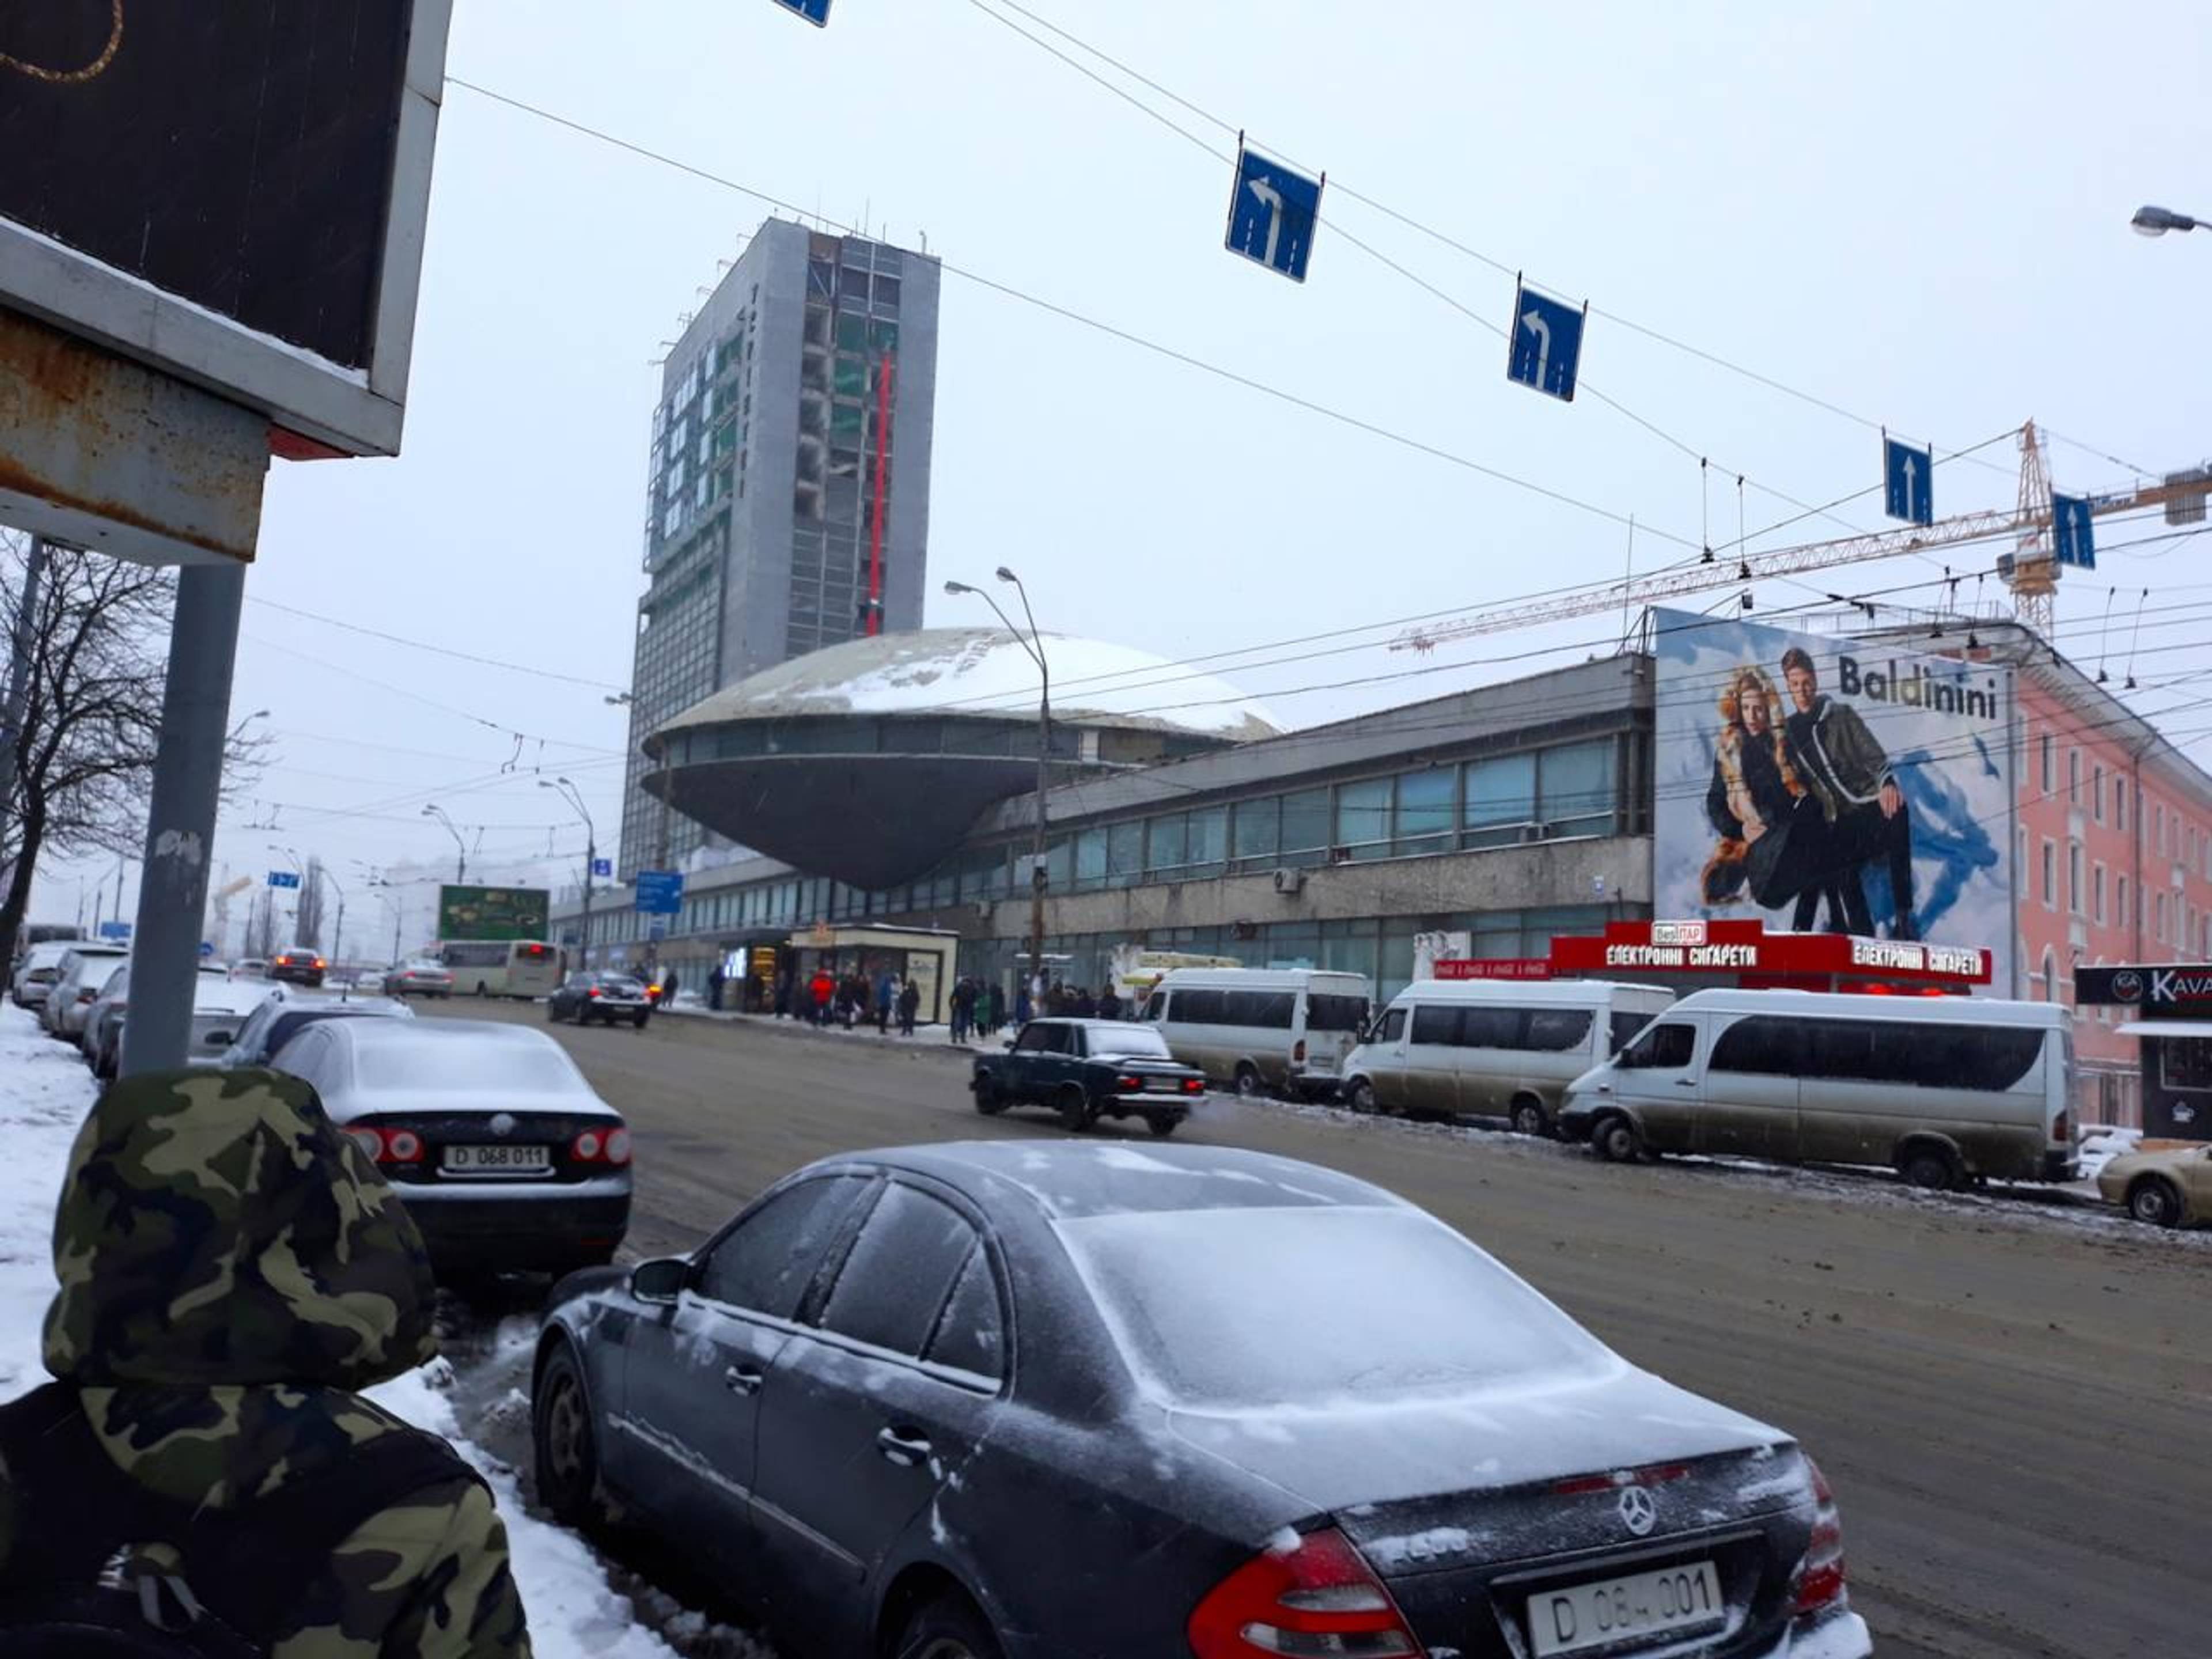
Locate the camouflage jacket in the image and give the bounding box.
[3,1067,532,1658]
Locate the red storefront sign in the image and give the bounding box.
[1438,918,1992,989]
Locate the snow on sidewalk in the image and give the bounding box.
[0,1005,741,1658]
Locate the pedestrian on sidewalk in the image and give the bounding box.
[1073,986,1098,1018]
[1097,986,1122,1021]
[1015,984,1033,1026]
[874,968,896,1035]
[660,965,680,1009]
[809,967,834,1026]
[0,1069,532,1656]
[774,969,792,1018]
[707,962,726,1012]
[897,978,921,1036]
[978,980,1000,1039]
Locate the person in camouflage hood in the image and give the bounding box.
[2,1066,532,1657]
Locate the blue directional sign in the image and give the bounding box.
[1506,281,1586,402]
[772,0,831,24]
[98,920,131,941]
[199,940,215,957]
[1225,143,1323,283]
[1884,437,1934,527]
[590,857,612,879]
[2053,493,2096,569]
[635,870,684,915]
[267,869,300,890]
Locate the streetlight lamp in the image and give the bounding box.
[540,777,598,974]
[945,568,1054,999]
[2131,204,2205,237]
[421,803,467,883]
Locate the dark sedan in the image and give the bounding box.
[970,1017,1205,1133]
[531,1142,1867,1659]
[547,972,653,1028]
[269,949,327,987]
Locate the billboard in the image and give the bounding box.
[0,2,452,457]
[437,885,551,943]
[1650,609,2014,993]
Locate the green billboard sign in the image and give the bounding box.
[437,885,551,943]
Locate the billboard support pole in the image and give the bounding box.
[120,562,244,1077]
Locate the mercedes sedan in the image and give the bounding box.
[531,1142,1867,1659]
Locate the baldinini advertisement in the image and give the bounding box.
[1650,608,2015,993]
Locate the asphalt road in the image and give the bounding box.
[433,1001,2211,1659]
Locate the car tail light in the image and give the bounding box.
[1118,1074,1145,1092]
[587,987,601,999]
[1189,1527,1423,1659]
[571,1126,631,1166]
[2051,1108,2070,1143]
[1293,1039,1307,1063]
[346,1126,423,1164]
[1789,1457,1849,1622]
[313,958,326,971]
[1182,1077,1205,1094]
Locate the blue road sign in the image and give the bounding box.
[1884,437,1934,527]
[198,940,215,957]
[267,869,300,889]
[98,920,131,941]
[1225,144,1323,283]
[1507,282,1586,402]
[648,921,668,943]
[772,0,831,24]
[590,857,612,878]
[635,870,684,915]
[2053,493,2096,569]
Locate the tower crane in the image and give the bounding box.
[1393,422,2208,653]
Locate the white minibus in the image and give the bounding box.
[1143,968,1372,1098]
[1560,988,2077,1189]
[1342,979,1676,1135]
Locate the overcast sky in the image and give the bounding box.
[35,0,2212,940]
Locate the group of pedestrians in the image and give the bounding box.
[771,964,923,1035]
[946,976,1007,1044]
[1031,979,1125,1021]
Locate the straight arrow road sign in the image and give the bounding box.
[1884,436,1934,527]
[2052,493,2096,569]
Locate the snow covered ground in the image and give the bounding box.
[0,1004,759,1657]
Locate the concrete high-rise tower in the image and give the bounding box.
[618,218,941,877]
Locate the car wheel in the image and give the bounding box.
[1511,1097,1550,1139]
[973,1076,1008,1117]
[1346,1079,1378,1115]
[1898,1145,1959,1192]
[1233,1065,1262,1099]
[1592,1113,1641,1164]
[2127,1177,2184,1229]
[632,1012,648,1029]
[533,1343,608,1530]
[1144,1111,1179,1138]
[546,1000,562,1022]
[1056,1084,1093,1132]
[895,1592,1006,1659]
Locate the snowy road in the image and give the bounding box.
[434,999,2212,1659]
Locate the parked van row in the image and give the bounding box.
[1141,968,1371,1099]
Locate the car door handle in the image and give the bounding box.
[724,1364,764,1396]
[876,1426,932,1468]
[1674,1078,1699,1087]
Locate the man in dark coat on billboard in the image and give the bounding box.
[1781,646,1917,939]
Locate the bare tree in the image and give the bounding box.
[294,855,325,950]
[0,534,264,961]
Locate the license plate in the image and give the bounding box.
[443,1143,551,1174]
[1529,1561,1724,1656]
[1145,1078,1184,1093]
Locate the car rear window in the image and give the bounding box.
[355,1036,582,1094]
[1088,1027,1172,1060]
[1056,1206,1608,1409]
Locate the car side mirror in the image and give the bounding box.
[203,1031,234,1048]
[630,1257,688,1304]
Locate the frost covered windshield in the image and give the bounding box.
[1089,1026,1172,1059]
[1056,1206,1609,1408]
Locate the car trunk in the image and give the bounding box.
[346,1101,620,1187]
[1166,1369,1813,1658]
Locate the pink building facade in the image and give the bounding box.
[2011,648,2212,1128]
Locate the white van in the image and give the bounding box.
[1342,979,1676,1135]
[1560,988,2077,1189]
[1143,968,1372,1099]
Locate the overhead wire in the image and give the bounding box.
[247,597,629,695]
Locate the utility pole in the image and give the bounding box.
[422,802,467,884]
[540,777,597,974]
[945,567,1053,998]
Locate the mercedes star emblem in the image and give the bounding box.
[1617,1486,1659,1537]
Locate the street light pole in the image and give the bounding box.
[2131,204,2206,237]
[540,777,597,975]
[421,803,467,884]
[946,570,1054,999]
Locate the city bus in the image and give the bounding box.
[438,939,563,999]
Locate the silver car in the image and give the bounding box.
[82,961,253,1077]
[11,940,84,1009]
[267,1017,631,1278]
[40,944,131,1040]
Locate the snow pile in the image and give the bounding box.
[666,626,1280,740]
[2077,1128,2142,1182]
[0,1006,746,1658]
